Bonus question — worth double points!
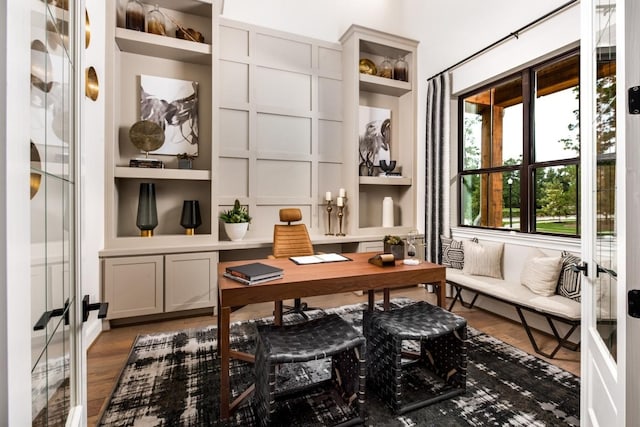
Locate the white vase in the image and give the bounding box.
[224,222,249,241]
[382,196,394,227]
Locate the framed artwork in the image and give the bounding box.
[358,106,390,175]
[140,75,199,156]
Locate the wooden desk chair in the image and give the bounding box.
[270,208,318,319]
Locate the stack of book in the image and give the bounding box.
[129,158,164,168]
[223,262,284,285]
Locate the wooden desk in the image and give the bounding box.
[216,252,446,419]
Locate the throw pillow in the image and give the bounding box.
[440,236,477,269]
[557,251,582,302]
[520,255,563,297]
[462,240,504,279]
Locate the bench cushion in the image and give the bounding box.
[447,268,580,320]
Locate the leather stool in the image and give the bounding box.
[364,301,467,414]
[253,314,366,426]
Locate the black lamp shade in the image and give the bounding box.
[181,200,201,235]
[136,183,158,236]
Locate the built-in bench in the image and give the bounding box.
[443,235,582,358]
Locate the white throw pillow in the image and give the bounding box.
[462,240,504,279]
[521,255,563,296]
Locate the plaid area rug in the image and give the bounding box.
[97,298,580,426]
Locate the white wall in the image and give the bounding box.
[222,0,575,234]
[82,0,106,347]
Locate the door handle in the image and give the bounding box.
[82,295,109,322]
[596,264,617,278]
[34,299,70,331]
[571,262,588,276]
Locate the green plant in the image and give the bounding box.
[383,235,402,245]
[219,199,252,223]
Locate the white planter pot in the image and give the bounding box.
[224,222,249,241]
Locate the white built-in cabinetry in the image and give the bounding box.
[340,25,418,235]
[101,10,418,322]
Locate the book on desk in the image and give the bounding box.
[224,262,284,285]
[289,253,351,265]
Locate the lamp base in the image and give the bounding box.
[140,229,153,237]
[184,228,195,235]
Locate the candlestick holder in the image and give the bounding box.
[325,200,333,235]
[336,206,346,236]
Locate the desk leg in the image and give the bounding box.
[437,279,447,308]
[274,300,283,326]
[367,290,375,311]
[219,306,231,419]
[383,288,390,310]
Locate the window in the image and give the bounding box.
[458,51,584,236]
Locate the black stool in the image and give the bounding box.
[253,314,366,426]
[364,301,467,414]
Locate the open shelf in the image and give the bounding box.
[359,73,411,96]
[115,28,212,65]
[115,166,211,180]
[359,176,412,186]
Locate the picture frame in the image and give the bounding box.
[358,106,391,175]
[139,75,199,156]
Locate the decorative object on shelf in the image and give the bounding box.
[358,58,376,75]
[146,4,166,36]
[220,199,251,241]
[85,66,99,101]
[379,159,398,176]
[176,152,194,169]
[383,235,404,260]
[136,183,158,237]
[30,142,42,200]
[324,191,333,235]
[378,57,393,79]
[129,120,165,168]
[176,27,205,43]
[180,200,202,235]
[359,106,390,176]
[393,55,409,82]
[403,230,420,265]
[336,192,347,236]
[85,9,91,48]
[382,196,394,227]
[140,74,199,156]
[125,0,146,32]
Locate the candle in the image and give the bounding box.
[339,188,346,198]
[325,191,332,201]
[337,196,344,207]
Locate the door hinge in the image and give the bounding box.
[629,86,640,114]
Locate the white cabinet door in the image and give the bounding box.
[103,255,164,319]
[165,252,217,313]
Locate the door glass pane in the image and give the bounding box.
[594,0,617,360]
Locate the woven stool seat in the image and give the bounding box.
[254,314,366,426]
[364,301,467,415]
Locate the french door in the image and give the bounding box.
[581,0,640,425]
[30,0,85,425]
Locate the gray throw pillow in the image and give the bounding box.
[440,235,477,269]
[557,251,582,302]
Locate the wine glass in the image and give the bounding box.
[379,159,396,176]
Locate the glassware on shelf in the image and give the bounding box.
[379,57,393,79]
[403,230,420,265]
[125,0,146,32]
[393,55,409,82]
[147,4,166,36]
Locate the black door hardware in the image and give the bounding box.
[629,290,640,318]
[82,295,109,322]
[34,299,70,331]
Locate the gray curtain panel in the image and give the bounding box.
[425,73,450,263]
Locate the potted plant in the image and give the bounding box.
[383,235,404,260]
[219,199,252,241]
[177,152,195,169]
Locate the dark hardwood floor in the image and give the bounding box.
[86,287,580,426]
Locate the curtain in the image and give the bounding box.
[425,73,450,263]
